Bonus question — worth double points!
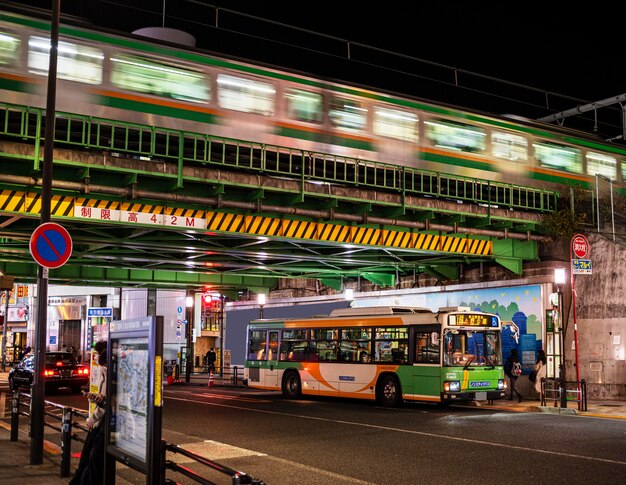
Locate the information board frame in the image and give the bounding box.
[104,316,163,485]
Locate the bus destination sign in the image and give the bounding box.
[450,313,497,327]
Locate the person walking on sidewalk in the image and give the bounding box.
[205,347,217,374]
[504,349,523,402]
[531,349,547,400]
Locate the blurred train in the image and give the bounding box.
[0,8,624,198]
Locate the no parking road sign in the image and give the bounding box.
[29,222,73,269]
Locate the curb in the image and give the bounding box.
[536,406,578,416]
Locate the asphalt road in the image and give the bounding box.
[41,385,626,485]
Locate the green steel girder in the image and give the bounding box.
[362,272,395,287]
[436,214,466,225]
[423,264,459,281]
[492,239,538,275]
[0,261,279,290]
[320,278,342,291]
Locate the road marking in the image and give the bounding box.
[166,395,626,466]
[170,439,266,463]
[170,438,374,484]
[167,389,272,403]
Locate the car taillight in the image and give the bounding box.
[79,368,89,375]
[44,370,56,377]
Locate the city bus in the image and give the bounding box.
[244,306,506,407]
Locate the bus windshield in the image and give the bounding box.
[443,329,501,367]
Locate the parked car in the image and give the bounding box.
[8,351,90,393]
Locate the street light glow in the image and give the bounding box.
[258,293,266,306]
[554,267,566,286]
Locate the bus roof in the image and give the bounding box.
[329,306,432,317]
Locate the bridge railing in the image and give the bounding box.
[0,102,558,213]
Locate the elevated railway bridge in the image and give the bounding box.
[0,103,556,297]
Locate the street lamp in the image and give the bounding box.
[554,267,566,408]
[258,293,266,319]
[344,288,354,301]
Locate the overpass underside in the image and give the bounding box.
[0,107,551,297]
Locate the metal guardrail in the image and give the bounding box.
[9,389,265,483]
[0,102,559,213]
[174,365,245,387]
[540,378,587,411]
[162,441,264,485]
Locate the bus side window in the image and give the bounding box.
[415,331,439,363]
[248,330,267,361]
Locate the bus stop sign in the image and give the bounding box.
[571,234,590,259]
[29,222,73,269]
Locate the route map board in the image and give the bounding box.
[105,316,163,484]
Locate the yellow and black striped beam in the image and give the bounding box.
[205,212,492,256]
[0,189,492,256]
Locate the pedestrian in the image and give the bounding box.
[18,345,31,361]
[69,340,108,485]
[205,347,217,374]
[531,349,548,400]
[504,348,523,402]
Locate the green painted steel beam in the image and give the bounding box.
[424,264,459,281]
[319,278,342,291]
[492,239,538,260]
[362,272,395,287]
[0,261,278,290]
[494,257,522,274]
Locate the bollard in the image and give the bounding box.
[60,407,72,477]
[208,371,214,387]
[233,366,238,385]
[10,390,19,442]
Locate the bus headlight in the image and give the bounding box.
[498,379,505,390]
[444,381,460,392]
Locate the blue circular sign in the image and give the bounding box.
[29,222,73,269]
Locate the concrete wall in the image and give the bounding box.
[564,234,626,399]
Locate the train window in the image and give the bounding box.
[111,54,209,103]
[329,96,367,132]
[28,36,103,85]
[424,118,486,153]
[286,89,322,123]
[373,107,418,142]
[533,141,583,173]
[0,31,20,67]
[586,151,617,180]
[491,130,528,162]
[217,74,275,115]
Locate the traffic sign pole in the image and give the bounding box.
[570,233,589,410]
[31,0,60,466]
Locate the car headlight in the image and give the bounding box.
[498,379,505,390]
[444,381,460,392]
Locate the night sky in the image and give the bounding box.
[5,1,626,140]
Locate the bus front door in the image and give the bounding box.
[266,330,280,389]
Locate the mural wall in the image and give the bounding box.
[352,284,546,374]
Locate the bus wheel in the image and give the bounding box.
[282,371,302,399]
[377,375,401,408]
